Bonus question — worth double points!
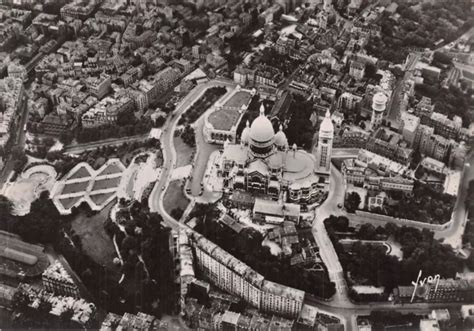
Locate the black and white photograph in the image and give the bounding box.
[0,0,472,329]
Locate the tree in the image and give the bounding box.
[181,124,196,146]
[171,208,184,220]
[345,192,361,213]
[333,216,349,232]
[0,195,14,217]
[17,191,61,244]
[57,307,76,328]
[358,223,377,240]
[12,289,31,311]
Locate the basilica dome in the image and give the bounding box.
[274,124,288,149]
[250,105,275,143]
[241,120,250,145]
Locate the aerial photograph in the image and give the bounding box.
[0,0,472,330]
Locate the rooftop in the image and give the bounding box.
[253,198,300,218]
[43,260,76,285]
[298,304,318,326]
[262,280,305,301]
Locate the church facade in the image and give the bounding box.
[217,105,334,210]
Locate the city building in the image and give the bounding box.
[349,60,365,80]
[422,112,462,140]
[338,92,363,111]
[7,62,27,81]
[190,231,305,318]
[100,312,166,331]
[253,198,300,224]
[366,129,413,165]
[60,0,97,19]
[418,130,452,162]
[0,77,24,149]
[369,92,388,131]
[81,95,133,128]
[341,152,413,193]
[0,283,17,308]
[17,283,95,326]
[254,64,285,88]
[420,319,440,331]
[86,74,111,99]
[296,304,318,330]
[400,111,420,147]
[42,260,80,298]
[178,230,196,310]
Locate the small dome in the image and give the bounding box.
[320,109,334,135]
[241,120,250,144]
[250,104,275,143]
[274,124,288,148]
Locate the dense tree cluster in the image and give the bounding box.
[284,94,315,150]
[0,192,60,244]
[181,124,196,147]
[225,34,253,71]
[345,192,361,213]
[178,86,227,125]
[325,216,463,295]
[76,112,152,143]
[105,200,176,315]
[10,145,28,175]
[260,47,302,76]
[365,311,421,331]
[415,84,473,127]
[366,1,473,63]
[46,138,161,177]
[193,204,336,299]
[25,136,56,159]
[365,182,455,224]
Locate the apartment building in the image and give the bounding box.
[190,232,304,318]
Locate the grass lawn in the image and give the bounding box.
[163,180,190,217]
[70,201,118,270]
[174,136,194,167]
[62,181,89,194]
[91,177,121,191]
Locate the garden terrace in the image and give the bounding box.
[52,159,126,215]
[178,86,227,125]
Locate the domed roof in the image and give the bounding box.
[274,124,288,148]
[320,109,334,134]
[241,120,250,144]
[250,104,275,143]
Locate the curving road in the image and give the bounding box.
[435,152,473,247]
[312,165,348,302]
[148,79,236,227]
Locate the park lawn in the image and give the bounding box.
[174,136,194,167]
[163,180,190,217]
[70,201,118,271]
